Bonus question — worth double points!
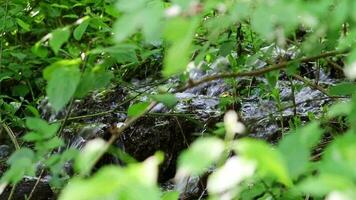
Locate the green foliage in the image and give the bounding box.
[127,102,151,117]
[1,0,356,199]
[151,93,178,108]
[178,137,224,176]
[60,153,163,200]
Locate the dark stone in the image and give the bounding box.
[0,178,55,200]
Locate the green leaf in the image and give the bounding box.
[74,17,90,40]
[151,94,178,108]
[127,102,150,117]
[75,67,113,98]
[298,174,354,196]
[319,132,356,179]
[329,82,356,96]
[90,45,138,64]
[278,133,309,179]
[24,117,60,141]
[278,122,322,179]
[61,155,161,200]
[162,191,179,200]
[36,136,64,151]
[178,137,224,175]
[75,138,107,175]
[234,138,292,186]
[0,148,35,184]
[44,62,81,112]
[327,101,352,118]
[31,42,48,58]
[43,59,81,80]
[114,1,163,43]
[16,18,30,32]
[49,27,71,54]
[163,18,198,76]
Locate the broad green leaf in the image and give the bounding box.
[35,136,64,152]
[61,156,161,200]
[23,118,60,141]
[16,18,30,32]
[234,138,292,186]
[329,82,356,96]
[162,191,179,200]
[278,133,309,179]
[114,13,141,42]
[298,174,354,196]
[74,17,90,40]
[151,94,178,108]
[43,59,81,80]
[163,18,198,76]
[0,148,35,184]
[127,102,150,117]
[75,138,107,175]
[75,67,113,98]
[319,133,356,179]
[327,101,352,118]
[114,0,163,43]
[31,42,48,58]
[90,45,138,64]
[278,122,322,179]
[178,137,224,175]
[297,121,323,148]
[45,64,81,112]
[11,84,29,97]
[49,27,71,54]
[25,117,60,137]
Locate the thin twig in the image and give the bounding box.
[88,102,158,172]
[27,169,45,200]
[1,122,20,150]
[292,74,330,97]
[177,50,348,92]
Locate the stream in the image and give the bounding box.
[0,45,344,200]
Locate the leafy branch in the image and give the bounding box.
[177,50,349,92]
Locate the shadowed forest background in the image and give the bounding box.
[1,0,356,199]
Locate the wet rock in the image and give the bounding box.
[116,115,201,181]
[0,145,10,160]
[0,177,54,200]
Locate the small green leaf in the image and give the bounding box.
[74,17,90,40]
[31,42,48,58]
[75,67,113,98]
[16,18,30,31]
[234,138,292,186]
[327,101,352,118]
[49,27,71,54]
[151,94,177,108]
[75,138,107,175]
[178,137,224,175]
[127,102,150,117]
[99,45,138,64]
[162,191,179,200]
[329,82,356,96]
[298,174,354,196]
[25,117,60,139]
[1,148,35,184]
[44,63,81,112]
[62,156,161,200]
[163,18,198,76]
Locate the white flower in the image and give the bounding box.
[224,110,246,138]
[344,61,356,80]
[326,191,353,200]
[165,5,181,17]
[207,156,255,194]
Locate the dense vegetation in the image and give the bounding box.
[1,0,356,199]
